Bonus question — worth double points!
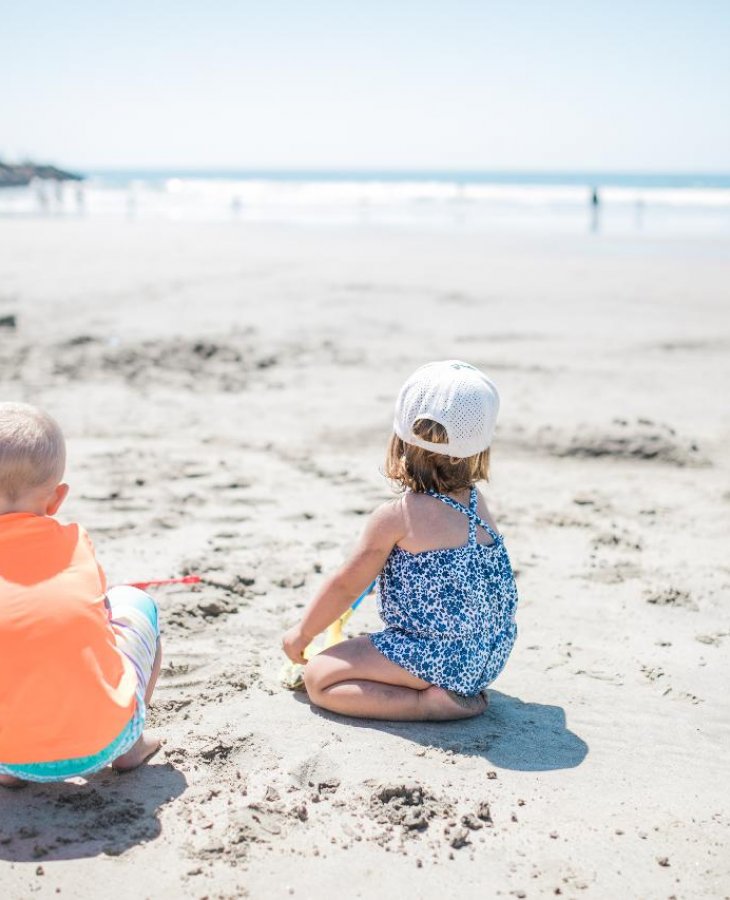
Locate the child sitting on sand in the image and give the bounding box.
[282,360,518,720]
[0,403,161,786]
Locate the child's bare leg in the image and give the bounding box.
[144,636,163,705]
[0,774,26,788]
[113,637,162,772]
[303,636,486,721]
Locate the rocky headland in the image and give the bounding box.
[0,160,83,187]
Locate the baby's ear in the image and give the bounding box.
[46,483,70,515]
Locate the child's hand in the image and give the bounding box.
[282,625,312,663]
[280,500,400,665]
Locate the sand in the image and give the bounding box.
[0,218,728,900]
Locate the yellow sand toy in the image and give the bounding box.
[279,581,376,690]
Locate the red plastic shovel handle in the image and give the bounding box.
[128,575,201,589]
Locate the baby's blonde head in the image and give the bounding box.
[385,418,490,494]
[0,402,66,504]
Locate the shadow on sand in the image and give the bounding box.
[303,690,588,772]
[0,761,187,862]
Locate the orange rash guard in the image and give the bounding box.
[0,514,137,764]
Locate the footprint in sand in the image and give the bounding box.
[159,651,216,689]
[288,751,342,794]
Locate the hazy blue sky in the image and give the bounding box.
[2,1,728,171]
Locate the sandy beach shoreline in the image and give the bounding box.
[1,217,728,899]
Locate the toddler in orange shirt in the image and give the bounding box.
[0,402,161,786]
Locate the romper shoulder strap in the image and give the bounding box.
[426,488,501,545]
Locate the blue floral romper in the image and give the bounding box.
[370,487,518,696]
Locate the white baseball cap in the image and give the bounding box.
[393,360,500,458]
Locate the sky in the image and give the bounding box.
[2,0,729,172]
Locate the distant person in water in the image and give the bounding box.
[0,403,162,787]
[590,186,601,232]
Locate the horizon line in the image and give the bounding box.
[80,165,730,176]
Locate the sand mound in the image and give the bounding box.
[0,333,277,391]
[537,418,707,467]
[370,783,446,833]
[55,336,274,391]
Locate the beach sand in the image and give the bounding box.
[0,218,728,899]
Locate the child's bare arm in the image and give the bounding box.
[282,500,404,661]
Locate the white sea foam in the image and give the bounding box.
[1,174,729,235]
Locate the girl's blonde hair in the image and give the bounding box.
[385,418,490,494]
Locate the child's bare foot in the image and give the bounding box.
[0,774,26,789]
[112,733,160,773]
[421,685,488,720]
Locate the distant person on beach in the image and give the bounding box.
[126,185,138,220]
[282,361,518,720]
[0,403,161,787]
[34,180,49,214]
[590,186,600,232]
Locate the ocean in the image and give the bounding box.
[2,169,729,236]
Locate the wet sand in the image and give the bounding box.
[0,219,729,899]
